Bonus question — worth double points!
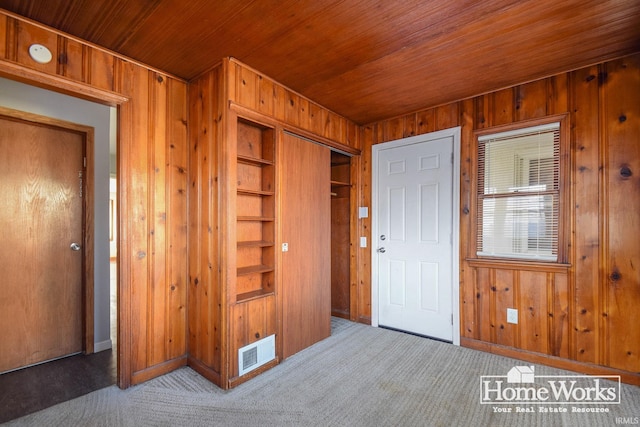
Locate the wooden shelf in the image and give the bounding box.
[236,288,275,303]
[237,216,275,222]
[237,240,274,248]
[330,180,350,187]
[331,159,350,167]
[237,188,275,196]
[237,264,274,276]
[237,154,274,166]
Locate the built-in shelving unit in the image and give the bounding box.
[236,118,276,303]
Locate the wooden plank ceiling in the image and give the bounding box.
[1,0,639,124]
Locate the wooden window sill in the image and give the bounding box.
[465,258,571,273]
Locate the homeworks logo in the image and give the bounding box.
[480,366,621,405]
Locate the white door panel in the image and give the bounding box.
[376,134,454,341]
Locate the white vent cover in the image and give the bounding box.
[238,334,275,376]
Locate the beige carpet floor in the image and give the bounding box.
[5,318,639,426]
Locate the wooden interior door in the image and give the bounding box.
[281,132,331,359]
[0,115,84,373]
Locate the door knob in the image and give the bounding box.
[70,243,81,251]
[377,247,386,253]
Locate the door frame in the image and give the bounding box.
[0,106,95,354]
[371,127,461,346]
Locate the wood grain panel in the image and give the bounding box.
[281,132,331,359]
[460,263,477,339]
[547,74,568,116]
[357,125,373,323]
[416,109,435,135]
[187,66,222,374]
[149,71,168,367]
[551,272,570,359]
[436,104,459,130]
[272,84,287,125]
[348,155,361,320]
[165,77,188,360]
[515,80,548,121]
[459,98,474,259]
[0,15,6,59]
[384,116,404,142]
[603,55,640,372]
[117,60,151,376]
[517,271,548,354]
[570,64,601,364]
[493,270,516,348]
[308,102,326,138]
[87,48,114,91]
[476,267,492,343]
[257,74,275,117]
[284,89,299,128]
[490,88,514,127]
[403,113,417,139]
[61,38,84,82]
[297,97,310,130]
[236,64,258,112]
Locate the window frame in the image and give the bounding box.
[471,114,570,264]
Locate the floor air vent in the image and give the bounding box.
[238,334,275,376]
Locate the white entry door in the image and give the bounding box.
[375,131,457,342]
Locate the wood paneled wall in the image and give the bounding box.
[117,61,188,387]
[360,53,640,383]
[187,64,224,384]
[0,11,189,388]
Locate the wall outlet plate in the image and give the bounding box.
[282,242,288,252]
[507,308,518,324]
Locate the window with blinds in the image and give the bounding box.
[476,122,560,261]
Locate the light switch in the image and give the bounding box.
[358,206,369,219]
[282,242,288,252]
[360,237,367,248]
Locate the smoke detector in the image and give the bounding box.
[28,44,52,64]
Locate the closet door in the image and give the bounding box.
[281,132,331,359]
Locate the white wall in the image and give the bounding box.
[0,77,114,351]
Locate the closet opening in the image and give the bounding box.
[330,150,353,320]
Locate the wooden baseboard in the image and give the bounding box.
[130,356,187,385]
[331,310,350,319]
[357,315,371,325]
[227,358,279,389]
[187,356,222,388]
[461,337,640,386]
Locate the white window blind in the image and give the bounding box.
[477,123,560,261]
